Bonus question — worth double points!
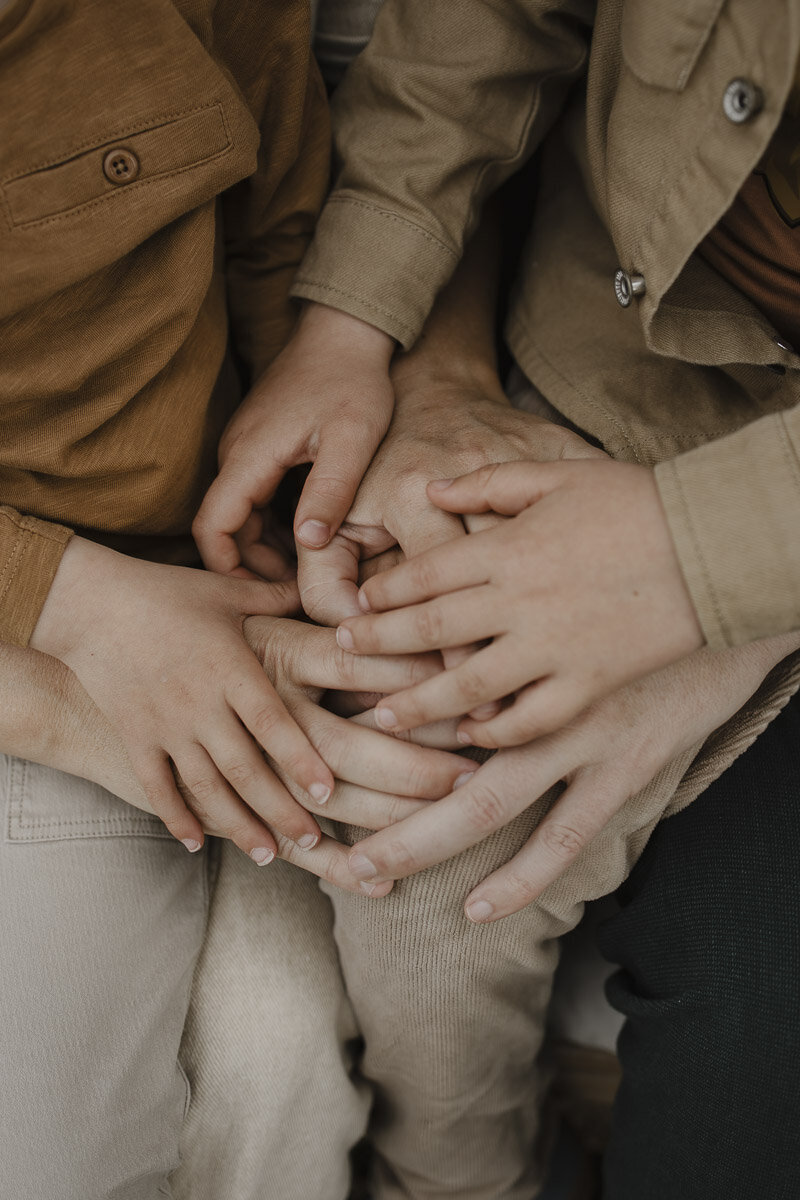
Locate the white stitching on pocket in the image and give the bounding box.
[3,754,171,843]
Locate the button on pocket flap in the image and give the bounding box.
[2,103,231,228]
[621,0,725,90]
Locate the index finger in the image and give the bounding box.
[193,457,286,574]
[345,740,564,883]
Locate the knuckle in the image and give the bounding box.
[466,783,507,833]
[410,557,440,596]
[221,760,256,792]
[225,818,258,846]
[456,666,488,708]
[309,473,352,506]
[248,702,284,744]
[413,604,442,647]
[380,836,418,877]
[539,821,586,863]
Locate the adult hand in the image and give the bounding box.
[297,370,604,624]
[345,635,800,917]
[193,302,395,577]
[340,458,704,743]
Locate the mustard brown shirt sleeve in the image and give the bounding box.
[0,0,328,647]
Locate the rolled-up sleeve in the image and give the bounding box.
[292,0,594,347]
[0,507,73,647]
[655,402,800,651]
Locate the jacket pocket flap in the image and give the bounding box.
[621,0,725,90]
[3,102,231,228]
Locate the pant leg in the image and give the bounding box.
[171,839,370,1200]
[599,693,800,1200]
[321,744,698,1200]
[0,754,209,1200]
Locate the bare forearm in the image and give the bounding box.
[0,642,150,810]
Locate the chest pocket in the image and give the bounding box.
[2,104,231,229]
[621,0,726,90]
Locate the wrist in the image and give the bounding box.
[392,353,508,409]
[29,536,110,660]
[296,302,395,367]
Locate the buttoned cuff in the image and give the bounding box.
[655,408,800,651]
[291,195,459,349]
[0,507,73,647]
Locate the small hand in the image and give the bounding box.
[193,302,395,575]
[344,637,798,919]
[296,372,604,625]
[30,537,335,860]
[339,458,704,744]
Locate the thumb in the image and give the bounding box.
[294,426,385,550]
[235,577,302,618]
[427,461,561,517]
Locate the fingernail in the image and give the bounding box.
[250,847,275,866]
[309,783,331,805]
[336,625,355,650]
[357,589,372,613]
[465,898,494,923]
[296,833,319,850]
[181,838,202,853]
[457,730,474,745]
[470,702,499,720]
[349,852,377,880]
[454,770,476,789]
[429,478,454,490]
[360,880,379,896]
[375,706,397,730]
[297,519,330,548]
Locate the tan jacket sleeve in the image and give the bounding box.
[0,508,72,648]
[655,404,800,651]
[292,0,594,347]
[223,56,331,382]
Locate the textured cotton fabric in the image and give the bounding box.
[0,0,329,646]
[293,0,800,653]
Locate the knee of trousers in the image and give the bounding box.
[172,845,369,1200]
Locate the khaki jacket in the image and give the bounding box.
[293,0,800,808]
[295,0,800,652]
[0,0,329,646]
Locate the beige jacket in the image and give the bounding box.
[293,0,800,808]
[294,0,800,654]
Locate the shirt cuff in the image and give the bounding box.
[655,408,800,651]
[0,507,73,647]
[291,195,459,348]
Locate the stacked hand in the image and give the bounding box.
[338,458,704,746]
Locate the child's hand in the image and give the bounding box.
[336,458,704,745]
[192,303,395,578]
[30,537,334,859]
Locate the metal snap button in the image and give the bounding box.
[722,78,763,124]
[102,148,140,185]
[614,269,646,308]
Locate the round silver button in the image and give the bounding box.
[722,78,763,124]
[614,269,646,308]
